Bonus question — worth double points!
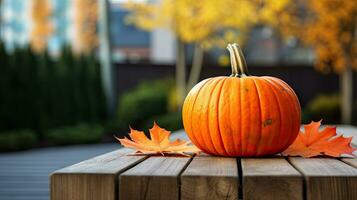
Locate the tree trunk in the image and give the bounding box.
[175,39,186,108]
[187,44,204,92]
[98,0,115,117]
[340,65,353,124]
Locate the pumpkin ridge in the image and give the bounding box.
[225,78,238,155]
[263,78,286,153]
[203,78,224,154]
[266,77,300,150]
[269,77,301,146]
[242,77,262,156]
[231,78,242,155]
[261,78,282,154]
[185,78,212,151]
[267,77,297,148]
[239,77,244,155]
[216,77,231,156]
[182,87,195,148]
[264,77,294,152]
[194,78,217,154]
[206,78,228,155]
[251,78,263,156]
[241,78,256,155]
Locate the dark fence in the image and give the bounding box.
[115,63,357,106]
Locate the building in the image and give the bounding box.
[110,2,175,63]
[0,0,176,63]
[0,0,30,50]
[0,0,71,53]
[0,0,310,64]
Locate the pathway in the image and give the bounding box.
[0,143,119,200]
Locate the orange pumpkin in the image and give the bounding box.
[182,43,301,157]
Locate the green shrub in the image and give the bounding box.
[0,45,106,134]
[304,95,357,125]
[102,119,128,136]
[144,111,183,131]
[45,123,104,145]
[0,130,38,152]
[117,78,174,130]
[304,94,340,124]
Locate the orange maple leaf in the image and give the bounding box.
[282,120,356,158]
[114,122,201,156]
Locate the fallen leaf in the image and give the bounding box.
[282,120,356,158]
[115,122,201,156]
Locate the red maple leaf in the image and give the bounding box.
[114,122,201,156]
[282,120,356,158]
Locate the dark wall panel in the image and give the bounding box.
[115,63,356,106]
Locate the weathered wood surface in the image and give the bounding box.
[289,157,357,200]
[181,155,238,200]
[51,148,146,200]
[342,158,357,168]
[119,156,191,200]
[50,127,357,200]
[242,158,303,200]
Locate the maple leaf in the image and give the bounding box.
[282,120,356,158]
[114,122,201,156]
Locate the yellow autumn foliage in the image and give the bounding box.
[304,0,357,72]
[73,0,98,54]
[125,0,356,73]
[123,0,290,49]
[267,0,357,73]
[30,0,53,53]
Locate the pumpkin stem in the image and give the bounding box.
[227,44,240,76]
[227,43,249,77]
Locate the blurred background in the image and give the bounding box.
[0,0,356,152]
[0,0,356,199]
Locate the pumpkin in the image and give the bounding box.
[182,43,301,157]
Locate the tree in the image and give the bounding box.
[72,0,114,117]
[123,0,258,107]
[73,0,98,54]
[269,0,357,124]
[98,0,115,117]
[30,0,53,53]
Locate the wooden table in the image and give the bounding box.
[50,125,357,200]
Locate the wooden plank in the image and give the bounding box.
[119,156,191,200]
[181,156,238,200]
[242,158,303,200]
[50,148,146,200]
[289,157,357,200]
[342,158,357,168]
